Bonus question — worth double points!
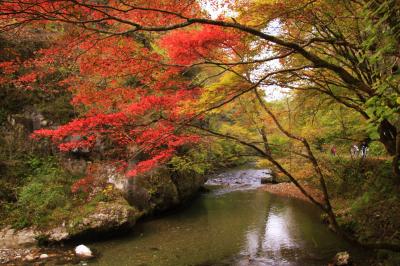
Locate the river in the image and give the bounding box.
[87,169,364,266]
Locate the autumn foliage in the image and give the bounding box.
[160,25,241,65]
[0,1,243,188]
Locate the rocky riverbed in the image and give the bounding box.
[0,246,87,265]
[205,168,273,193]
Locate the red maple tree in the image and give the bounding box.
[0,0,242,190]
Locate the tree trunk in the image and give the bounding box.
[260,126,272,156]
[392,127,400,181]
[378,119,400,179]
[378,119,396,155]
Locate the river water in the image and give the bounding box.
[87,169,363,266]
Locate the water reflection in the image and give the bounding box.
[233,194,360,266]
[237,197,305,266]
[264,207,299,250]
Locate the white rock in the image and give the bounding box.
[24,254,35,261]
[75,245,92,257]
[39,254,49,259]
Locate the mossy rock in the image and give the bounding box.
[171,170,206,202]
[64,199,138,238]
[126,167,205,214]
[34,194,140,242]
[132,168,180,213]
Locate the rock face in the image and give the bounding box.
[0,227,38,249]
[125,167,206,214]
[7,108,52,133]
[102,165,205,215]
[172,170,206,202]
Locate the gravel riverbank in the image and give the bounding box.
[261,182,324,204]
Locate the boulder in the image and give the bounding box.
[170,170,206,202]
[75,245,92,258]
[68,200,137,235]
[261,171,278,184]
[126,167,205,214]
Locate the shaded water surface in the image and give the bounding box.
[88,169,362,266]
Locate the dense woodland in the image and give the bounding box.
[0,0,399,264]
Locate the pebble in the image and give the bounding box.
[25,254,36,261]
[1,247,80,264]
[0,248,30,263]
[40,253,49,259]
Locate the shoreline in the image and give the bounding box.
[260,182,324,204]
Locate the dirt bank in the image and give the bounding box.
[261,182,324,204]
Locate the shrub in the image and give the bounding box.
[368,142,386,156]
[10,156,76,228]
